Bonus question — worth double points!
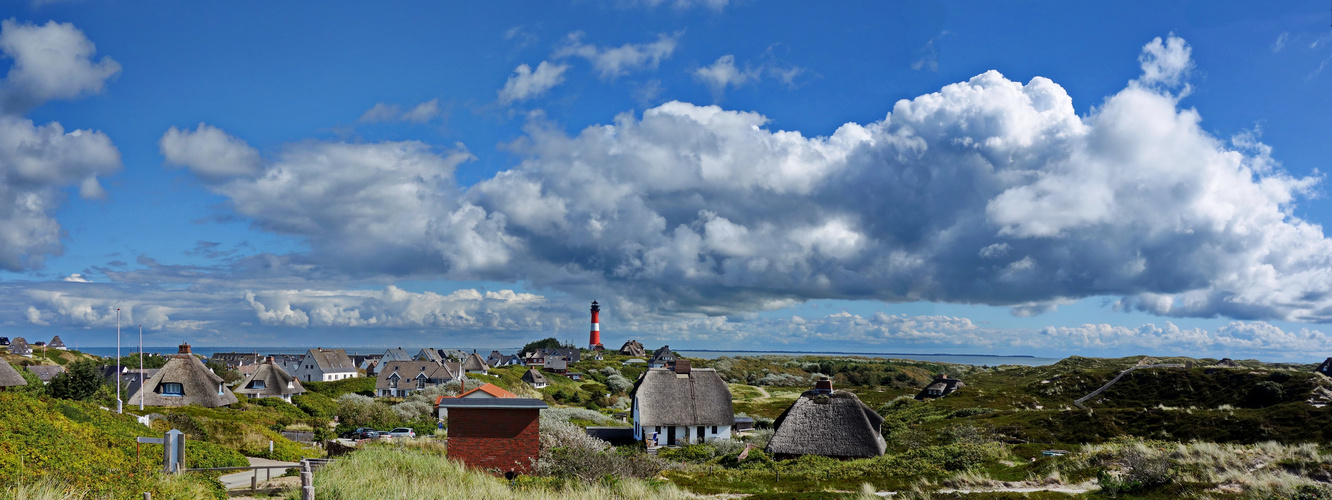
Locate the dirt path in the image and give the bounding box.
[218,457,301,490]
[754,385,770,399]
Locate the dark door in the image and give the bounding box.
[698,426,705,442]
[666,426,676,445]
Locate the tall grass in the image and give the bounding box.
[297,447,694,499]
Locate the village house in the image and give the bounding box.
[26,365,65,384]
[916,374,965,400]
[618,340,646,358]
[522,368,548,389]
[289,348,358,383]
[128,344,238,408]
[376,360,458,397]
[632,360,734,446]
[460,352,490,375]
[47,336,67,350]
[0,361,27,390]
[648,345,677,368]
[487,351,525,367]
[234,357,305,402]
[436,394,546,476]
[416,348,445,363]
[544,356,569,375]
[765,378,886,459]
[1316,358,1332,377]
[8,337,31,358]
[0,337,9,346]
[210,352,264,369]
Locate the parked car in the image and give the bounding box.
[387,427,416,439]
[343,427,379,440]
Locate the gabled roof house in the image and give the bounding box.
[631,360,733,446]
[128,344,238,408]
[376,360,458,397]
[765,378,886,459]
[234,357,305,402]
[290,348,358,383]
[648,345,677,368]
[48,336,67,350]
[916,374,965,400]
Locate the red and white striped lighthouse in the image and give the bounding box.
[589,301,603,350]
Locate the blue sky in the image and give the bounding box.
[2,1,1331,360]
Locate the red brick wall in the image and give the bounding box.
[447,408,541,475]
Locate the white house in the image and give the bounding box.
[631,360,733,446]
[290,348,358,383]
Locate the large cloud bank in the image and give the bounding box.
[161,35,1332,323]
[0,20,121,271]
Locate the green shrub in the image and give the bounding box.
[293,392,337,419]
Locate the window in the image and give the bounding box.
[712,426,717,434]
[218,383,225,396]
[161,383,184,396]
[389,374,399,388]
[250,380,266,389]
[416,375,426,389]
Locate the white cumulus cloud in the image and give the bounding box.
[160,123,262,179]
[498,61,568,103]
[554,31,680,79]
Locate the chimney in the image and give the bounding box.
[675,359,691,374]
[265,356,275,364]
[178,343,192,355]
[814,376,833,394]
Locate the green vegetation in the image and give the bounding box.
[44,359,103,401]
[0,392,237,499]
[290,444,692,500]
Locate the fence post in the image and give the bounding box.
[301,460,314,500]
[143,493,151,500]
[250,474,257,493]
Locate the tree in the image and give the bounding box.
[522,337,563,354]
[47,359,104,401]
[204,359,242,384]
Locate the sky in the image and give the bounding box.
[1,1,1331,360]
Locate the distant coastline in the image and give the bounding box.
[675,349,1037,358]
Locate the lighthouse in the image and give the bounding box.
[589,301,604,350]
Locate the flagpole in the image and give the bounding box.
[116,308,122,414]
[139,325,144,411]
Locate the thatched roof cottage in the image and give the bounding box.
[619,340,646,358]
[234,356,305,402]
[1215,358,1241,368]
[48,336,67,350]
[766,378,886,459]
[916,374,965,400]
[26,365,65,383]
[0,361,27,389]
[128,344,238,408]
[522,368,548,389]
[631,360,733,445]
[8,337,31,357]
[460,352,489,375]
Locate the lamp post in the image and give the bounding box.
[116,308,122,414]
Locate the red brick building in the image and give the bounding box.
[437,398,546,475]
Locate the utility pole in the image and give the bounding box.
[116,308,122,414]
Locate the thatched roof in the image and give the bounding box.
[8,337,30,355]
[619,340,646,357]
[26,365,65,382]
[1216,358,1241,368]
[522,368,547,385]
[632,367,732,427]
[234,357,305,398]
[460,352,489,372]
[766,389,886,459]
[127,344,238,408]
[0,361,27,388]
[48,336,65,349]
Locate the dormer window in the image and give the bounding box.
[161,383,184,396]
[218,383,225,396]
[389,373,399,388]
[416,374,426,389]
[287,381,294,389]
[250,380,266,389]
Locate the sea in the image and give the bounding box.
[73,346,1056,366]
